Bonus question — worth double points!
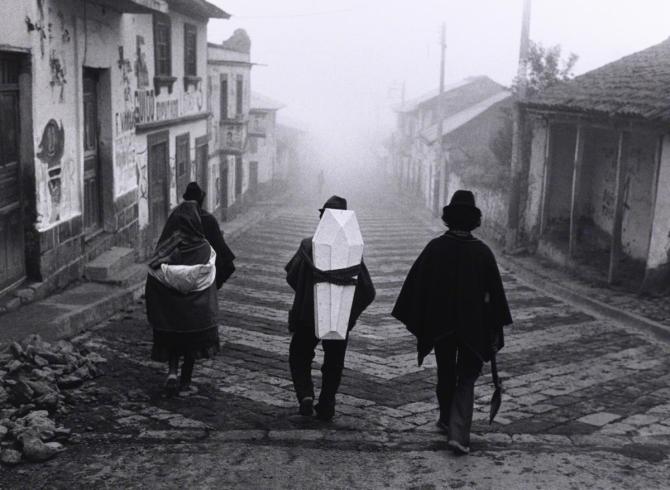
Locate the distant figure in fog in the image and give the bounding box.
[317,169,325,196]
[145,183,235,396]
[392,190,512,455]
[285,195,376,421]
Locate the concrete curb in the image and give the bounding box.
[498,254,670,344]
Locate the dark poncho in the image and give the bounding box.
[285,238,376,334]
[392,231,512,365]
[199,208,236,288]
[145,201,219,361]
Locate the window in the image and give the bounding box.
[153,14,171,77]
[220,74,228,120]
[248,136,257,154]
[184,24,197,77]
[236,74,243,116]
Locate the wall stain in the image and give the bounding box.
[49,50,67,102]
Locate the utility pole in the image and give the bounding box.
[436,22,447,216]
[506,0,532,251]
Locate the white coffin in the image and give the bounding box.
[312,209,364,340]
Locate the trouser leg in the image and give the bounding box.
[289,328,319,402]
[180,355,195,385]
[319,337,348,406]
[448,344,483,447]
[434,339,458,424]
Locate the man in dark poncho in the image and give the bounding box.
[183,182,236,289]
[285,195,376,421]
[392,190,512,454]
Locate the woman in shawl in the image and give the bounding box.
[145,201,220,395]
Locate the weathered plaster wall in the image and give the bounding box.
[545,124,576,228]
[621,132,656,260]
[523,118,548,242]
[646,136,670,273]
[1,0,33,50]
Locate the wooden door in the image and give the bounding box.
[249,161,258,193]
[0,53,24,289]
[220,158,228,209]
[83,69,102,233]
[195,136,208,193]
[175,133,190,198]
[147,131,169,243]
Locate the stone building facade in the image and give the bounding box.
[206,29,252,220]
[0,0,227,294]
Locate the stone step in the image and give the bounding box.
[101,263,148,288]
[84,247,135,282]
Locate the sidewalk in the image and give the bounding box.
[401,189,670,343]
[0,195,285,349]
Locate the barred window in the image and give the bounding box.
[153,14,171,77]
[184,24,197,77]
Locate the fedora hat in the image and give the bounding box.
[183,182,206,204]
[442,190,482,231]
[319,195,347,214]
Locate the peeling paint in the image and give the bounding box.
[48,50,66,102]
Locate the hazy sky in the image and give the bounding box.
[207,0,670,144]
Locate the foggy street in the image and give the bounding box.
[3,0,670,487]
[2,174,670,488]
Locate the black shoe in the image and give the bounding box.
[447,439,470,455]
[314,402,335,421]
[164,374,178,397]
[299,397,314,416]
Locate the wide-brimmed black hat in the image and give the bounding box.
[442,190,482,231]
[183,182,206,204]
[319,195,347,213]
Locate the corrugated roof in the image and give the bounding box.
[525,37,670,122]
[251,92,285,111]
[421,91,511,143]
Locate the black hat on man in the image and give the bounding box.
[442,190,482,231]
[183,182,206,205]
[319,195,347,215]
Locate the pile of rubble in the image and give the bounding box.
[0,334,106,465]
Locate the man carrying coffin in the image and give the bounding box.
[285,195,376,421]
[392,190,512,455]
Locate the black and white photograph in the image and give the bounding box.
[1,0,670,488]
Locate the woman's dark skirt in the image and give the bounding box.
[145,274,220,362]
[151,327,220,362]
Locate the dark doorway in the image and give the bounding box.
[235,155,243,196]
[147,130,169,244]
[0,52,25,290]
[220,158,228,211]
[175,133,190,198]
[249,161,258,194]
[83,68,103,233]
[195,135,208,196]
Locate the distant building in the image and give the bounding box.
[207,29,252,220]
[521,37,670,292]
[276,123,307,184]
[248,92,285,193]
[391,76,511,241]
[0,0,227,293]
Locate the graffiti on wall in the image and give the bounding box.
[114,134,136,197]
[36,120,65,223]
[49,50,67,102]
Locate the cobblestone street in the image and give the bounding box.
[3,183,670,489]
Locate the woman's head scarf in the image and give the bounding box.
[149,201,208,269]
